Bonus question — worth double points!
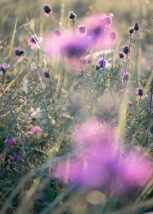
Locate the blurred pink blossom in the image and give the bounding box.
[54,119,153,193]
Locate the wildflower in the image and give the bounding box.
[43,5,52,16]
[5,138,16,148]
[35,194,44,206]
[122,46,130,55]
[134,23,139,31]
[44,72,49,78]
[82,14,114,51]
[129,28,134,34]
[10,154,20,161]
[0,63,9,74]
[31,126,42,135]
[54,119,153,193]
[28,35,42,49]
[96,65,100,70]
[0,153,2,159]
[123,72,129,80]
[119,52,124,58]
[29,100,34,105]
[44,31,89,60]
[98,58,107,69]
[69,11,76,20]
[14,48,24,59]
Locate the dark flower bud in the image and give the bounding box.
[96,65,100,70]
[69,11,76,20]
[119,52,124,59]
[122,46,130,55]
[44,5,51,14]
[129,28,134,34]
[15,49,24,56]
[138,88,143,97]
[44,72,50,78]
[134,23,139,31]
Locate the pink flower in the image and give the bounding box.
[82,13,114,50]
[0,63,9,74]
[43,31,90,68]
[27,35,42,49]
[54,119,153,193]
[31,126,42,135]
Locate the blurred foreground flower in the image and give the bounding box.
[0,63,9,74]
[82,13,115,50]
[43,31,90,67]
[54,119,153,193]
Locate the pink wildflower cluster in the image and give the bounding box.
[54,119,153,194]
[43,13,116,65]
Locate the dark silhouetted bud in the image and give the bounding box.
[44,72,50,78]
[129,28,134,34]
[119,52,124,58]
[134,23,139,31]
[69,11,76,20]
[122,46,130,55]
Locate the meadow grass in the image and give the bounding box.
[0,0,153,213]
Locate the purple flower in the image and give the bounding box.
[10,154,20,161]
[0,153,2,159]
[98,58,107,68]
[44,31,89,67]
[54,119,153,193]
[35,194,44,206]
[0,63,9,74]
[5,138,16,148]
[82,13,114,50]
[27,35,42,49]
[123,72,129,80]
[31,126,42,135]
[0,171,2,179]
